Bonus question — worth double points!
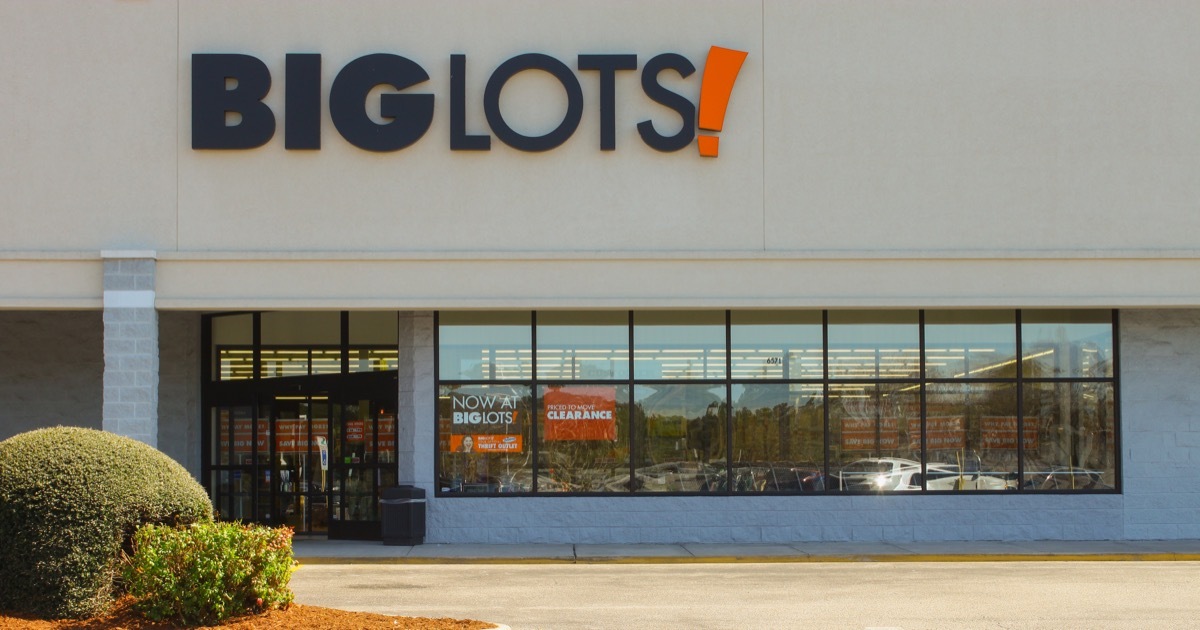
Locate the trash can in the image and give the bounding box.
[380,485,426,546]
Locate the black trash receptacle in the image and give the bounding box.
[380,485,426,546]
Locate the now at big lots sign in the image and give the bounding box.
[191,46,747,157]
[449,392,524,453]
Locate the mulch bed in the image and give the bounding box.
[0,598,496,630]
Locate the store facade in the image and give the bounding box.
[2,1,1200,543]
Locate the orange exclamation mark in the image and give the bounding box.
[697,46,749,157]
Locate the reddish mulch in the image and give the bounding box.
[0,598,496,630]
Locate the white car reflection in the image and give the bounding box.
[837,457,1014,491]
[602,462,727,492]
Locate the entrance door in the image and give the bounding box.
[207,371,399,539]
[328,393,398,540]
[272,391,334,535]
[209,398,261,523]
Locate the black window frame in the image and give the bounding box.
[434,309,1121,498]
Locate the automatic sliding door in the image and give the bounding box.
[209,401,259,523]
[274,392,334,534]
[330,394,398,540]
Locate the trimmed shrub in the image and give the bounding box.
[0,427,213,618]
[123,522,296,625]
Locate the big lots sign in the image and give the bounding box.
[192,46,747,156]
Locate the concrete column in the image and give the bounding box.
[397,311,436,490]
[101,251,158,447]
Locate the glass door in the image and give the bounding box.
[272,391,335,535]
[209,401,259,523]
[329,383,399,539]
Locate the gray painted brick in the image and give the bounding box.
[881,526,916,542]
[118,387,153,403]
[103,275,137,290]
[1174,523,1200,538]
[104,402,136,417]
[913,525,975,541]
[972,524,1064,541]
[1124,524,1179,539]
[1127,508,1200,524]
[1124,493,1200,510]
[1176,432,1200,447]
[850,526,884,541]
[819,526,854,541]
[105,339,137,355]
[1062,523,1120,539]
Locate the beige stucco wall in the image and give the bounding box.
[2,1,1199,308]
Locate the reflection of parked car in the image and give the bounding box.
[495,471,574,493]
[1025,467,1113,490]
[602,461,727,492]
[836,457,1013,491]
[732,462,826,492]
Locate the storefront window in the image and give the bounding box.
[633,311,727,379]
[633,384,728,492]
[349,311,399,373]
[730,311,823,380]
[924,310,1017,379]
[439,312,532,380]
[1022,382,1116,490]
[731,384,826,492]
[437,384,533,493]
[212,314,253,381]
[1022,310,1114,378]
[536,384,630,492]
[536,311,629,380]
[434,309,1118,496]
[925,382,1020,490]
[828,383,921,490]
[261,312,342,378]
[827,311,920,379]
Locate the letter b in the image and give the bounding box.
[192,54,276,149]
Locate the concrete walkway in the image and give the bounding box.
[292,537,1200,564]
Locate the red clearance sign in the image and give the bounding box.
[543,386,617,441]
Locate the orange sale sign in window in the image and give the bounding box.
[449,434,523,453]
[543,386,617,441]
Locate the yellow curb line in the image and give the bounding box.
[295,552,1200,566]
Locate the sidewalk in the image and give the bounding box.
[292,538,1200,564]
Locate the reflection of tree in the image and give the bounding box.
[686,401,724,463]
[635,386,726,468]
[1024,383,1113,477]
[732,395,823,466]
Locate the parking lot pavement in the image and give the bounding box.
[290,560,1200,630]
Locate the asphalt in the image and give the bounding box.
[292,537,1200,564]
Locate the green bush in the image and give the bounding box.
[0,427,213,618]
[123,522,296,625]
